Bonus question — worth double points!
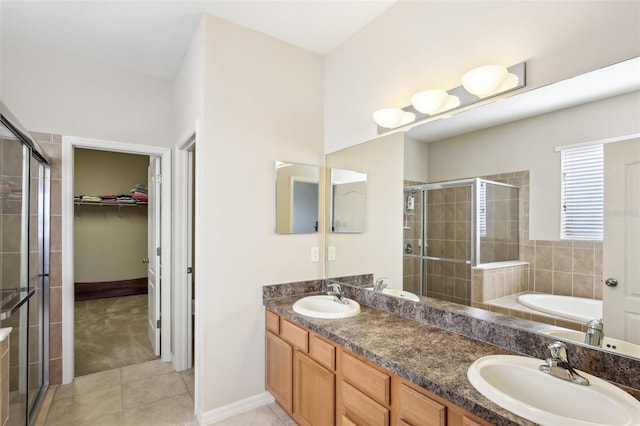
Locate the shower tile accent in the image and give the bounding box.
[472,262,529,303]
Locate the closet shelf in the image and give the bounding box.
[74,201,147,219]
[73,202,147,207]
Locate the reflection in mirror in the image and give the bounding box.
[330,168,367,233]
[325,57,640,359]
[402,178,520,303]
[274,161,319,234]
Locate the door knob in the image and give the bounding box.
[142,258,150,264]
[605,278,618,287]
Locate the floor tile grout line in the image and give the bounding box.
[122,390,193,414]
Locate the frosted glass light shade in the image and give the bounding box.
[461,65,519,98]
[411,90,461,115]
[372,108,415,129]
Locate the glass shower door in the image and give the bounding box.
[0,115,50,425]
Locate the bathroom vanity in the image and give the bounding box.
[263,293,546,426]
[265,307,496,426]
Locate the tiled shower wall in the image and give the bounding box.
[425,186,472,306]
[31,132,63,385]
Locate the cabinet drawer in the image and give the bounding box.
[281,319,309,352]
[398,383,446,426]
[342,381,389,426]
[342,351,390,405]
[265,310,280,334]
[309,333,335,371]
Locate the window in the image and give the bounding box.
[560,144,603,240]
[478,181,486,238]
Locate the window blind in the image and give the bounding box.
[478,182,487,238]
[561,144,603,240]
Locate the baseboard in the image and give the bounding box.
[196,391,274,424]
[74,277,147,300]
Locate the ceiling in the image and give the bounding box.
[0,0,397,81]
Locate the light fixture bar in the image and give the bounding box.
[375,62,526,133]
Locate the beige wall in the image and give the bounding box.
[326,132,404,287]
[193,15,325,415]
[73,149,149,282]
[324,1,640,153]
[427,92,640,241]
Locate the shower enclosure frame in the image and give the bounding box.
[1,103,51,426]
[404,178,520,300]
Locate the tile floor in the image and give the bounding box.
[41,359,295,426]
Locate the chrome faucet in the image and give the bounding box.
[539,341,590,386]
[373,278,388,293]
[327,283,349,305]
[585,318,604,347]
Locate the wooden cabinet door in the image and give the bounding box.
[266,331,293,414]
[295,351,335,426]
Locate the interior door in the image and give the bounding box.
[603,138,640,344]
[148,156,161,356]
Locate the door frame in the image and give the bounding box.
[172,132,196,371]
[61,136,172,384]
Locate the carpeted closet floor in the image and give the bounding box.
[74,294,157,376]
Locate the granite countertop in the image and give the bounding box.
[265,297,536,426]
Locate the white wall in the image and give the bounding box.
[427,91,640,241]
[172,21,204,143]
[0,43,174,147]
[194,15,324,416]
[325,132,404,287]
[404,136,428,184]
[324,1,640,153]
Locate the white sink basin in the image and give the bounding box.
[366,287,420,302]
[467,355,640,426]
[541,329,640,358]
[292,295,360,319]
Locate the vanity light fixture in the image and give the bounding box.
[461,65,519,98]
[372,108,416,129]
[373,62,526,133]
[411,89,460,115]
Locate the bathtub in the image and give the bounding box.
[517,293,602,323]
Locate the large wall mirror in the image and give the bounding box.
[325,57,640,360]
[275,161,320,234]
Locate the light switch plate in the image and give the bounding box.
[328,246,336,261]
[311,246,319,262]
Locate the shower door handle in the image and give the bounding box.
[0,288,36,320]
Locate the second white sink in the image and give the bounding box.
[467,355,640,426]
[293,295,360,319]
[366,287,420,302]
